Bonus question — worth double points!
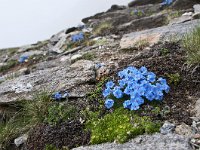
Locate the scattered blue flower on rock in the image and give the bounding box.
[161,0,173,6]
[53,91,69,101]
[19,56,29,63]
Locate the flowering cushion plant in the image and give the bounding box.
[103,66,170,110]
[71,32,84,42]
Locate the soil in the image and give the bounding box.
[118,42,200,125]
[26,120,90,150]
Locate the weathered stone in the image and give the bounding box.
[169,15,192,25]
[117,13,168,34]
[65,27,78,34]
[0,60,95,103]
[182,12,193,16]
[50,34,68,54]
[50,30,66,45]
[60,55,70,62]
[20,50,44,58]
[14,134,28,147]
[171,0,199,10]
[193,13,200,19]
[73,133,192,150]
[194,98,200,117]
[107,5,126,12]
[160,121,175,135]
[71,54,82,62]
[128,0,162,7]
[120,19,200,49]
[175,123,193,136]
[194,4,200,13]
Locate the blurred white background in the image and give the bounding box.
[0,0,129,48]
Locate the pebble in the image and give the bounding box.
[14,134,28,147]
[160,121,175,135]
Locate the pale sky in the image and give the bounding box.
[0,0,129,48]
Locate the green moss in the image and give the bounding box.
[160,48,170,56]
[86,108,160,144]
[166,73,181,86]
[82,52,96,60]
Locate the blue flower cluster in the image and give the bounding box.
[53,91,69,101]
[71,32,84,42]
[19,56,29,63]
[103,66,170,110]
[161,0,173,5]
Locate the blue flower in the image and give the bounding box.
[54,92,62,100]
[130,102,140,110]
[118,79,126,88]
[103,88,112,97]
[71,32,84,42]
[123,100,131,109]
[113,87,123,99]
[131,96,144,105]
[161,0,173,5]
[19,56,29,63]
[105,99,114,109]
[158,77,167,85]
[145,92,155,101]
[139,66,148,75]
[124,87,133,95]
[147,72,156,82]
[106,81,115,88]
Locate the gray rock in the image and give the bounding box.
[193,12,200,19]
[169,15,192,25]
[194,4,200,13]
[50,30,66,44]
[194,98,200,117]
[107,5,126,12]
[73,133,192,150]
[50,34,68,53]
[128,0,162,7]
[160,121,175,135]
[11,82,33,94]
[182,12,193,16]
[0,60,95,103]
[14,134,28,147]
[71,54,82,62]
[117,13,168,34]
[120,19,200,49]
[175,123,193,137]
[20,50,44,58]
[170,0,199,10]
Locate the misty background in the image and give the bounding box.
[0,0,129,48]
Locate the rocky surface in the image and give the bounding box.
[73,133,192,150]
[0,59,95,103]
[120,19,200,49]
[0,0,200,149]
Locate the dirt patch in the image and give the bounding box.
[118,42,200,125]
[26,120,90,150]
